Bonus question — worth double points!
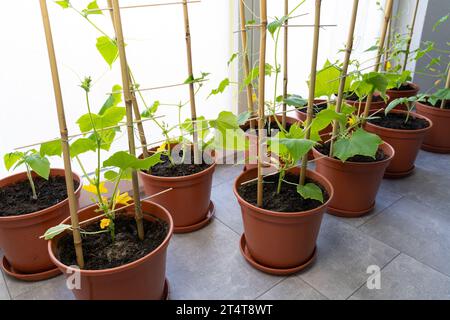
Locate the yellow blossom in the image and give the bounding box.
[252,92,257,103]
[347,116,357,127]
[386,61,392,70]
[83,182,108,194]
[157,143,167,152]
[115,192,133,205]
[100,218,111,229]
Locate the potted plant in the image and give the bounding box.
[311,0,394,217]
[365,93,433,178]
[43,74,173,300]
[233,0,334,275]
[0,149,82,280]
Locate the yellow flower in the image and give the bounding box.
[252,92,257,103]
[157,143,167,152]
[83,182,108,194]
[115,192,133,205]
[347,116,357,127]
[386,61,392,70]
[100,218,111,229]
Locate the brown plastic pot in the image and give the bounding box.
[233,167,333,271]
[48,200,173,300]
[0,169,82,274]
[312,143,394,217]
[365,110,432,178]
[386,82,420,111]
[138,147,215,233]
[345,93,387,115]
[241,115,299,171]
[415,101,450,153]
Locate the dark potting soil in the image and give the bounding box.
[148,153,211,177]
[390,83,415,91]
[344,92,384,103]
[368,112,429,130]
[315,142,387,163]
[297,101,328,115]
[242,121,293,136]
[58,214,169,270]
[0,176,79,217]
[237,173,328,212]
[423,100,450,110]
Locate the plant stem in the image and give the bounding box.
[25,165,38,200]
[441,65,450,109]
[276,169,285,194]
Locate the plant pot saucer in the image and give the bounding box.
[173,201,215,234]
[384,166,415,179]
[1,256,61,281]
[327,202,375,218]
[239,234,317,276]
[421,143,450,154]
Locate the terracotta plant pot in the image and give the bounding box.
[138,147,216,233]
[345,93,387,115]
[313,143,394,217]
[241,115,299,171]
[386,82,420,111]
[48,200,173,300]
[415,101,450,153]
[233,167,333,275]
[365,110,432,178]
[0,169,82,277]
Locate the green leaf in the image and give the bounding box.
[284,94,307,108]
[314,60,342,98]
[351,72,388,99]
[43,224,71,240]
[268,16,288,38]
[433,14,449,32]
[276,138,316,163]
[297,183,324,203]
[98,85,122,115]
[77,107,126,133]
[96,36,118,68]
[40,140,62,157]
[70,138,97,158]
[4,152,24,171]
[184,72,210,84]
[386,97,409,114]
[24,154,50,180]
[104,169,132,181]
[103,151,162,171]
[55,0,70,9]
[83,0,102,15]
[310,109,345,142]
[141,101,160,118]
[333,128,382,162]
[365,45,379,52]
[429,88,450,106]
[209,111,241,132]
[208,78,230,97]
[237,111,251,126]
[181,116,209,140]
[227,53,238,66]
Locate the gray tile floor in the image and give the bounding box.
[1,150,449,300]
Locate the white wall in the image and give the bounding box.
[0,0,236,178]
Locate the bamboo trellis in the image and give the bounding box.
[329,0,359,156]
[363,0,394,118]
[282,0,289,129]
[402,0,420,72]
[39,0,84,268]
[299,0,321,186]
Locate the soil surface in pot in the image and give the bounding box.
[242,121,293,135]
[422,100,450,110]
[147,152,211,177]
[237,173,329,212]
[390,83,415,91]
[0,176,80,217]
[58,214,169,270]
[344,92,384,102]
[368,113,429,130]
[296,102,328,115]
[315,142,387,162]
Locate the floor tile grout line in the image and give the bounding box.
[345,251,402,300]
[356,195,406,230]
[253,277,288,300]
[399,252,450,280]
[213,215,241,237]
[297,274,334,300]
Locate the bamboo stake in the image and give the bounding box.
[299,0,321,186]
[329,0,359,157]
[91,1,201,12]
[256,0,267,208]
[39,0,84,268]
[182,0,201,164]
[441,66,450,109]
[402,0,420,72]
[363,0,394,119]
[111,0,145,241]
[107,0,149,159]
[384,19,391,71]
[239,0,255,129]
[282,0,289,129]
